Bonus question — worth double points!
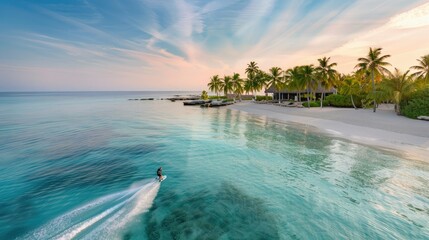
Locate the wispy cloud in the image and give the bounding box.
[35,5,111,39]
[387,1,429,29]
[1,0,428,90]
[324,1,429,72]
[234,0,275,37]
[22,33,105,58]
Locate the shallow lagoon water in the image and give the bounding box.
[0,92,428,239]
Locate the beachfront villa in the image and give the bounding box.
[265,84,336,102]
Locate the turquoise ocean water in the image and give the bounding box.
[0,92,428,239]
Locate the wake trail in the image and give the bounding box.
[83,181,160,239]
[21,179,161,240]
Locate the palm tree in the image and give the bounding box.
[201,90,209,100]
[207,75,223,99]
[285,66,305,101]
[339,74,360,109]
[299,65,317,108]
[381,68,415,114]
[267,67,284,103]
[256,70,270,98]
[245,61,259,77]
[222,75,233,98]
[356,47,391,112]
[410,54,429,87]
[245,61,260,100]
[244,79,253,95]
[231,73,244,101]
[354,68,372,94]
[315,57,338,108]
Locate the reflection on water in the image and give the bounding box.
[243,116,334,172]
[0,93,428,239]
[198,108,429,238]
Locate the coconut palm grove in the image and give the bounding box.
[207,48,429,118]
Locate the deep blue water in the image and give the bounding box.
[0,92,428,239]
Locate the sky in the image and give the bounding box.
[1,0,429,91]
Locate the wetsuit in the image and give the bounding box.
[157,168,162,178]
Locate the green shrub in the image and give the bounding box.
[325,94,362,108]
[319,100,328,107]
[302,101,320,107]
[401,88,429,119]
[256,95,273,101]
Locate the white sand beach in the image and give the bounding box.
[229,102,429,162]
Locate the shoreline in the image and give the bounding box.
[228,102,429,163]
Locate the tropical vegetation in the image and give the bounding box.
[201,90,209,100]
[338,74,360,109]
[355,47,391,112]
[205,50,429,119]
[380,69,414,114]
[411,54,429,88]
[400,88,429,119]
[231,73,244,101]
[325,94,362,108]
[267,67,283,103]
[315,57,338,108]
[207,75,222,99]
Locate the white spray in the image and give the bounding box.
[21,179,161,240]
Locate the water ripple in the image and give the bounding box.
[0,92,428,239]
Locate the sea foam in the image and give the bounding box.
[21,179,160,240]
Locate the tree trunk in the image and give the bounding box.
[264,88,268,101]
[351,95,357,109]
[307,84,310,108]
[278,92,281,103]
[395,103,401,115]
[372,70,376,112]
[320,91,324,108]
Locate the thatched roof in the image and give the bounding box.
[265,83,336,94]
